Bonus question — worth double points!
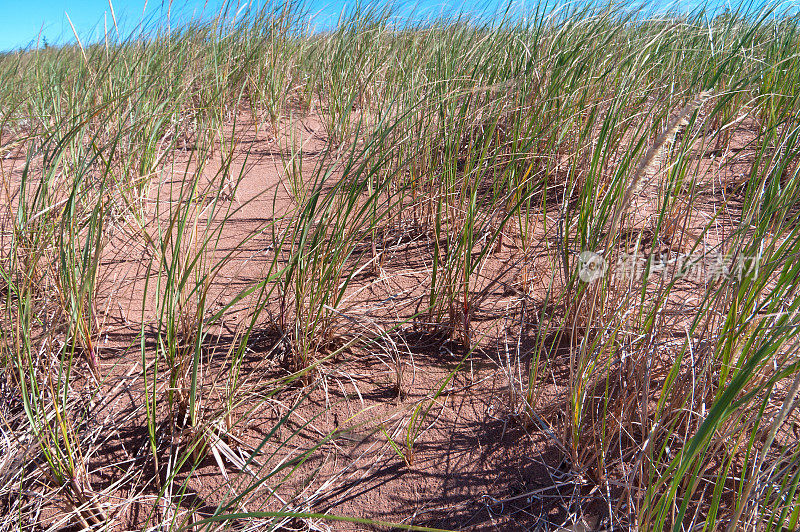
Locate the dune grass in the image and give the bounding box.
[1,0,800,529]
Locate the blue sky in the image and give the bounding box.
[0,1,486,51]
[0,1,226,51]
[0,0,787,52]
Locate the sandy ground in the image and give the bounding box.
[1,107,756,531]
